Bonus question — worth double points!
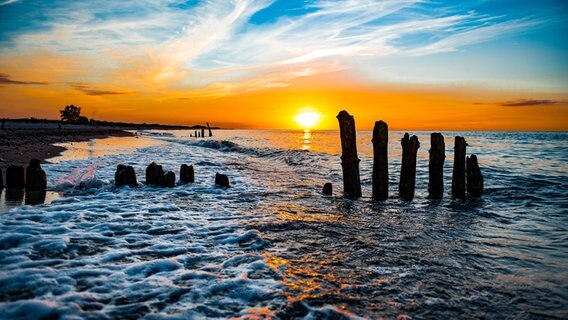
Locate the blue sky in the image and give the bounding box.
[0,0,567,95]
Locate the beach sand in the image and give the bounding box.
[0,127,133,170]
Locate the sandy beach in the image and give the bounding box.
[0,124,133,170]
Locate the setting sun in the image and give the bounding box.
[295,112,321,129]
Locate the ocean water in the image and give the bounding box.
[0,129,566,319]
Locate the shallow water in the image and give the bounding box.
[0,130,566,319]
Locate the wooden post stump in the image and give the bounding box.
[336,110,362,199]
[428,133,445,199]
[399,133,420,200]
[180,164,194,183]
[115,164,137,187]
[6,165,25,189]
[162,171,176,188]
[322,182,332,195]
[215,173,230,188]
[146,162,164,185]
[467,154,484,197]
[207,122,213,137]
[201,128,205,138]
[452,136,467,199]
[26,159,47,190]
[372,120,388,200]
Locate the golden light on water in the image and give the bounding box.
[295,112,321,129]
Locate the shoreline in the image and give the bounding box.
[0,127,134,170]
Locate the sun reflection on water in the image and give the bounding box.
[301,129,312,151]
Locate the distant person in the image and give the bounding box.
[58,123,62,130]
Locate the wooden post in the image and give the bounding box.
[26,159,47,190]
[0,168,3,189]
[194,130,198,138]
[336,110,362,199]
[372,120,388,200]
[452,136,467,199]
[207,122,213,137]
[201,128,205,138]
[322,182,332,195]
[467,155,484,197]
[180,164,194,183]
[399,133,420,200]
[6,165,25,189]
[428,133,445,199]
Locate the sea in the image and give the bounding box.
[0,130,566,319]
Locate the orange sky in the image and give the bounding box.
[1,70,567,131]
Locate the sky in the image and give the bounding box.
[0,0,567,130]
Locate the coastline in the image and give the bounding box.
[0,127,133,170]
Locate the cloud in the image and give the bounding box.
[70,83,128,96]
[0,0,19,6]
[0,0,542,96]
[0,73,47,85]
[500,99,560,107]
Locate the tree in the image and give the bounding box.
[60,105,81,122]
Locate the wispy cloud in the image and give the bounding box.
[0,0,19,6]
[0,0,544,96]
[500,99,560,107]
[70,83,128,96]
[0,73,47,85]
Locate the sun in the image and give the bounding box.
[295,112,321,129]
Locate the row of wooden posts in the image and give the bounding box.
[114,162,230,188]
[334,110,484,200]
[0,160,231,191]
[191,122,214,138]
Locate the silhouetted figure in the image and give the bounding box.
[115,164,137,187]
[6,165,25,189]
[26,159,47,190]
[215,173,230,188]
[336,110,362,199]
[180,164,194,183]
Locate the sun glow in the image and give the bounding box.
[295,112,321,129]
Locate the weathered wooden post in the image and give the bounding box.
[336,110,362,199]
[467,155,484,197]
[180,164,194,183]
[194,130,198,138]
[0,168,3,189]
[452,136,467,199]
[146,162,164,185]
[201,128,205,138]
[372,120,388,200]
[215,173,230,188]
[207,122,213,137]
[115,164,137,187]
[322,182,332,195]
[399,133,420,200]
[6,165,25,189]
[25,159,47,190]
[428,133,445,199]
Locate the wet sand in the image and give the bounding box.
[0,127,133,170]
